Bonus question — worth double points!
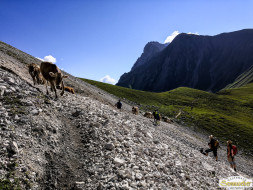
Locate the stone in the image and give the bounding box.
[4,77,15,84]
[72,110,82,117]
[117,170,125,178]
[146,132,153,138]
[114,157,125,165]
[75,182,85,185]
[202,162,214,172]
[0,86,6,96]
[14,115,19,120]
[7,141,19,156]
[97,183,104,190]
[104,143,115,151]
[30,109,39,115]
[9,87,16,92]
[135,172,143,180]
[140,180,147,187]
[0,86,7,90]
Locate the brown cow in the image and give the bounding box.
[132,106,139,115]
[60,86,75,94]
[162,116,173,123]
[40,62,68,98]
[28,63,44,85]
[144,112,153,118]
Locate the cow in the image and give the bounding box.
[144,112,153,118]
[162,116,173,123]
[60,86,75,94]
[40,62,68,99]
[132,106,139,115]
[28,63,44,85]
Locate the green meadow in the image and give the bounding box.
[81,78,253,154]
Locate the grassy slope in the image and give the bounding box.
[81,78,253,154]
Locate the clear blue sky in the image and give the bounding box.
[1,0,253,83]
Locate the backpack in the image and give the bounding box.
[117,102,122,109]
[214,139,220,148]
[232,145,238,155]
[157,113,160,120]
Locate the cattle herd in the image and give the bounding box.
[133,108,173,124]
[28,62,74,98]
[29,62,173,123]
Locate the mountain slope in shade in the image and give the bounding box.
[117,29,253,92]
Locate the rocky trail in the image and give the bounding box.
[0,41,253,189]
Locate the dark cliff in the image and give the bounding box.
[117,29,253,92]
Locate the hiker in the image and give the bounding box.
[200,135,219,161]
[153,110,157,123]
[153,110,161,126]
[115,100,122,110]
[156,112,161,125]
[227,140,237,171]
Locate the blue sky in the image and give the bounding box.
[0,0,253,84]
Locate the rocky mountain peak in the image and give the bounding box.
[130,41,167,71]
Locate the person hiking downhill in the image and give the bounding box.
[227,140,237,172]
[156,112,161,126]
[201,135,219,161]
[115,100,122,110]
[153,110,157,123]
[153,110,160,126]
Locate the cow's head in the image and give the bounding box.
[49,72,68,89]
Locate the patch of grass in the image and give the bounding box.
[3,96,27,115]
[81,78,253,154]
[1,161,22,190]
[0,179,15,190]
[3,96,22,105]
[0,179,22,190]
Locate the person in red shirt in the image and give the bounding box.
[227,140,237,171]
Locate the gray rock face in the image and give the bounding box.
[117,29,253,92]
[131,41,167,71]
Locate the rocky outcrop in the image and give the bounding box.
[117,29,253,92]
[0,41,252,189]
[131,41,167,71]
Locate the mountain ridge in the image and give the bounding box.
[117,29,253,92]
